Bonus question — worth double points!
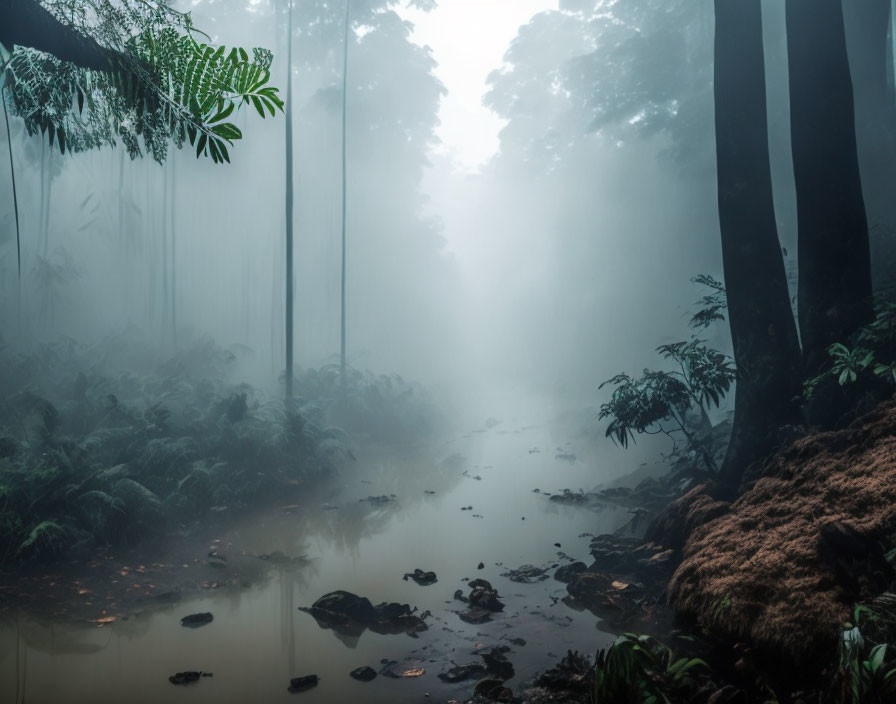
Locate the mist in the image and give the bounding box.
[2,1,895,702]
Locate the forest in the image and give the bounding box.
[1,0,896,703]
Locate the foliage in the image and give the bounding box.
[836,603,896,704]
[1,0,283,163]
[0,334,446,566]
[803,297,896,399]
[293,362,444,447]
[593,633,709,704]
[0,336,342,566]
[598,276,734,473]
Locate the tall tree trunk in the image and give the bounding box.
[340,0,350,386]
[161,160,169,342]
[41,148,53,258]
[843,0,896,293]
[170,154,177,347]
[284,0,295,402]
[787,0,874,373]
[38,140,46,257]
[3,87,22,326]
[714,0,803,492]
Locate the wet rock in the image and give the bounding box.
[468,579,504,611]
[403,569,438,586]
[455,579,504,623]
[589,534,642,572]
[477,562,485,570]
[437,663,487,683]
[554,562,588,584]
[505,637,526,647]
[288,675,319,692]
[350,666,377,682]
[180,612,213,628]
[169,671,212,685]
[501,564,549,583]
[299,590,428,637]
[379,659,426,678]
[459,607,495,625]
[474,678,514,702]
[481,647,514,680]
[534,650,592,693]
[645,484,729,553]
[306,590,377,623]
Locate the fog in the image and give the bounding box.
[0,0,745,415]
[1,1,894,702]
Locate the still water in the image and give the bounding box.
[1,404,631,703]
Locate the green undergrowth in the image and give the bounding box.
[594,610,896,704]
[0,335,441,567]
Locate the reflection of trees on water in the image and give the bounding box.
[0,443,465,695]
[279,567,297,674]
[241,445,466,563]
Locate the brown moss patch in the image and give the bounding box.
[645,484,730,553]
[669,397,896,664]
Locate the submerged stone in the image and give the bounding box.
[180,612,213,628]
[299,590,428,638]
[437,663,487,683]
[169,671,212,685]
[403,569,438,586]
[501,564,549,583]
[349,666,377,682]
[288,675,319,693]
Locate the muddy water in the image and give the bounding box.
[0,405,635,703]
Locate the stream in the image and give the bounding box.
[0,403,633,703]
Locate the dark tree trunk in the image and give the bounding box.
[714,0,803,492]
[843,0,896,293]
[0,0,119,71]
[787,0,874,373]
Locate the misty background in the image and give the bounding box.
[5,0,883,445]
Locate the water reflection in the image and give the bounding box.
[0,407,633,703]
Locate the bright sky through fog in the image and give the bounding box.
[399,0,558,172]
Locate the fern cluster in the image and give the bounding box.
[1,0,283,163]
[0,336,343,565]
[803,296,896,400]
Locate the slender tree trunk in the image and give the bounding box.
[117,148,124,246]
[170,154,177,347]
[42,149,53,258]
[787,0,874,373]
[843,0,896,292]
[161,161,169,342]
[38,140,46,257]
[284,0,295,402]
[3,88,22,327]
[340,0,350,386]
[714,0,803,492]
